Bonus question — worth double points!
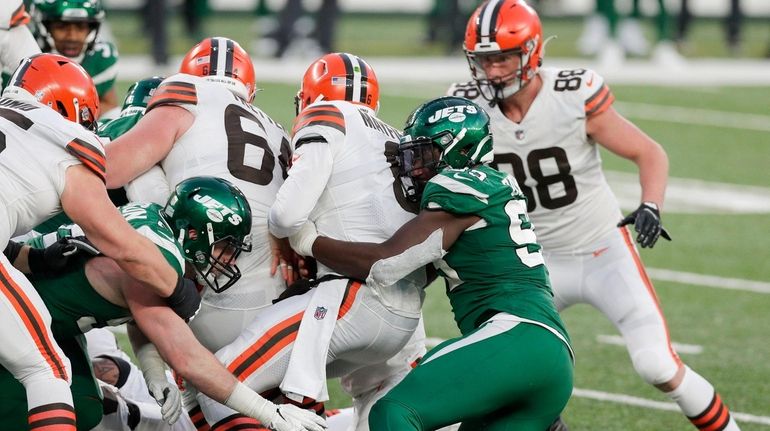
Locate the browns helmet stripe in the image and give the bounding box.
[339,53,355,102]
[353,54,369,104]
[208,38,219,75]
[224,38,234,76]
[9,56,33,88]
[477,0,504,44]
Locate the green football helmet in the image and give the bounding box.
[398,96,493,201]
[32,0,105,59]
[121,76,164,114]
[163,176,253,293]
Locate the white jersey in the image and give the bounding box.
[448,67,621,253]
[145,73,290,310]
[270,100,424,317]
[0,1,40,72]
[0,96,105,245]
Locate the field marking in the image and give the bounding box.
[596,334,703,355]
[573,388,770,426]
[605,171,770,214]
[647,268,770,294]
[425,338,770,426]
[614,102,770,133]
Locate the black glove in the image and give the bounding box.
[166,276,201,322]
[617,202,672,248]
[28,237,99,274]
[273,278,315,304]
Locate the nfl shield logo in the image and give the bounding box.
[314,306,328,320]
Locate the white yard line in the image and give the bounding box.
[614,102,770,133]
[596,334,703,354]
[573,388,770,426]
[646,268,770,294]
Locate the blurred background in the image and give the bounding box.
[87,0,770,429]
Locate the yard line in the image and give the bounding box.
[614,102,770,133]
[573,388,770,426]
[648,268,770,294]
[596,334,703,354]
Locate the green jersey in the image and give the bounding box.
[97,110,142,141]
[422,165,568,341]
[80,40,118,99]
[27,202,184,339]
[1,41,118,98]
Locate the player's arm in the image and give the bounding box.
[0,24,40,69]
[587,106,669,208]
[124,284,326,430]
[309,209,478,283]
[268,139,333,238]
[105,105,192,189]
[62,164,198,320]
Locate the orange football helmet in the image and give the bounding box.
[179,37,256,102]
[3,53,99,130]
[295,52,379,115]
[464,0,543,103]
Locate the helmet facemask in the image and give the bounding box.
[183,226,252,294]
[465,36,541,106]
[398,136,444,203]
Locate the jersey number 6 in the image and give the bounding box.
[224,104,290,186]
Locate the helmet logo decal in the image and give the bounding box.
[428,105,478,124]
[193,194,243,225]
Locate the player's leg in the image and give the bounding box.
[0,255,75,430]
[369,318,573,431]
[586,227,739,430]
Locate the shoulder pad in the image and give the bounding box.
[292,103,345,136]
[548,68,614,117]
[146,77,198,112]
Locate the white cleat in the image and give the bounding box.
[577,14,610,56]
[618,19,649,56]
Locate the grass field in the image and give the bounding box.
[106,9,770,430]
[110,77,770,429]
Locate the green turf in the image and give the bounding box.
[110,76,770,428]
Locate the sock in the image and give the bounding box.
[666,366,740,430]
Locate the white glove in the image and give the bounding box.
[226,382,326,431]
[135,344,183,425]
[267,403,327,431]
[289,221,319,257]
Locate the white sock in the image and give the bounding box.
[666,366,740,430]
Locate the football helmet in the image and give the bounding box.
[163,176,253,293]
[179,37,256,102]
[464,0,543,104]
[32,0,104,60]
[2,53,99,130]
[121,76,164,114]
[294,52,379,115]
[398,96,493,202]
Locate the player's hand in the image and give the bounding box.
[147,378,183,425]
[166,275,201,322]
[28,236,100,274]
[617,202,672,248]
[270,233,298,284]
[266,403,327,431]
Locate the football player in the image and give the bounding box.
[194,52,429,430]
[448,1,739,430]
[0,177,324,431]
[106,36,292,353]
[0,53,198,430]
[290,96,574,430]
[29,0,119,117]
[0,0,40,72]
